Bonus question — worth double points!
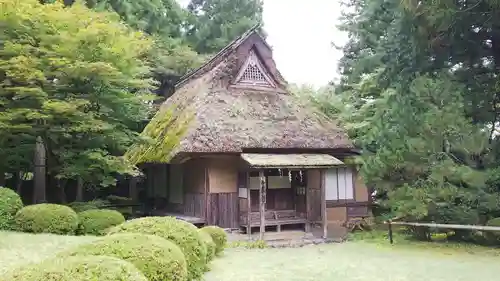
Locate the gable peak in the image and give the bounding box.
[234,49,276,88]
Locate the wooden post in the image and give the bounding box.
[259,170,266,240]
[246,171,251,238]
[305,171,311,232]
[320,169,327,239]
[388,220,394,244]
[204,166,209,225]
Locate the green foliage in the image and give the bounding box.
[0,187,23,230]
[61,233,187,281]
[198,229,216,262]
[200,226,227,255]
[0,255,148,281]
[313,0,500,241]
[0,0,154,187]
[186,0,264,54]
[486,218,500,227]
[107,216,207,280]
[77,209,125,236]
[68,199,110,213]
[14,204,78,234]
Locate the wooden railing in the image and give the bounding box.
[384,220,500,244]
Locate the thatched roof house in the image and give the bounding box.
[129,25,370,240]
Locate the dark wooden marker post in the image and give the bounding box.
[388,220,394,244]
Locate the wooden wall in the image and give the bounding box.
[206,156,240,228]
[208,158,238,193]
[324,168,371,238]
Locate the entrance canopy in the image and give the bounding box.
[241,153,344,169]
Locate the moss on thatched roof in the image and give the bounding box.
[125,107,192,164]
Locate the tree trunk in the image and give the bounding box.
[58,179,67,204]
[0,171,5,187]
[15,171,24,194]
[33,136,46,203]
[76,177,84,202]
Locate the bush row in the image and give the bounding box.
[2,216,228,281]
[0,188,125,235]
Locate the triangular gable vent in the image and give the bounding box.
[235,50,276,88]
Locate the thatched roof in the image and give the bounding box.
[241,153,344,169]
[132,26,354,163]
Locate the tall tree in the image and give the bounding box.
[0,0,156,198]
[307,0,500,239]
[186,0,264,54]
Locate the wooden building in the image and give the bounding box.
[130,25,371,239]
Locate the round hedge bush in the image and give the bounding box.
[487,217,500,227]
[201,226,227,255]
[198,229,216,262]
[15,204,78,234]
[78,209,125,236]
[61,233,187,281]
[0,187,23,230]
[485,217,500,243]
[108,216,207,280]
[0,255,148,281]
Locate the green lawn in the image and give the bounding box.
[206,243,500,281]
[1,231,500,281]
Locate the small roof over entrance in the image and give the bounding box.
[241,153,344,169]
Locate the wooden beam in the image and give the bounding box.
[259,170,266,240]
[246,171,251,238]
[320,169,327,239]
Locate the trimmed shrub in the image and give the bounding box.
[61,233,187,281]
[485,217,500,243]
[0,187,23,230]
[69,199,110,213]
[108,216,207,280]
[1,255,148,281]
[487,217,500,227]
[201,226,227,255]
[198,229,216,262]
[78,209,125,235]
[14,204,78,234]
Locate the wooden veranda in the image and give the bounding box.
[239,153,344,240]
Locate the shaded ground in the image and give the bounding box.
[205,242,500,281]
[1,231,500,281]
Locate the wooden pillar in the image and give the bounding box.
[305,170,311,232]
[259,170,266,240]
[204,166,209,225]
[246,171,251,238]
[320,169,327,239]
